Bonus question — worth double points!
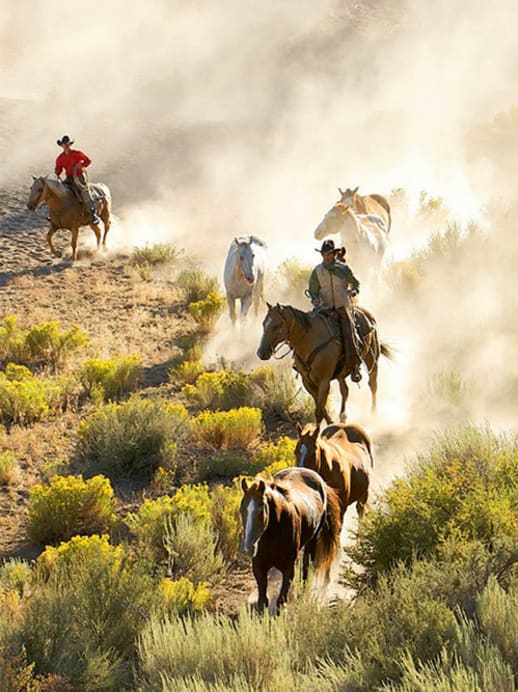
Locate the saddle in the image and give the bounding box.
[316,306,375,342]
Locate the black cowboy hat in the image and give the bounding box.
[316,239,340,254]
[57,135,74,146]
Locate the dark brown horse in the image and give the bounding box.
[257,303,392,424]
[27,176,111,261]
[240,467,342,612]
[295,423,372,518]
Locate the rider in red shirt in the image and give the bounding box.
[55,135,100,225]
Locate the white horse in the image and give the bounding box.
[315,188,390,272]
[223,235,268,324]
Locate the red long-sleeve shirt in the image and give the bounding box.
[55,149,92,177]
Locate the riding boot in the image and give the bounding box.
[90,206,101,225]
[339,309,362,383]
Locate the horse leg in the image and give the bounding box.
[89,223,101,252]
[101,209,110,249]
[338,377,350,423]
[277,563,295,614]
[252,559,269,613]
[71,227,79,262]
[241,294,252,321]
[357,486,369,519]
[46,224,62,258]
[227,296,237,325]
[316,380,332,425]
[368,362,378,415]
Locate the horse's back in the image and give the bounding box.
[273,467,327,506]
[363,194,391,232]
[321,423,374,467]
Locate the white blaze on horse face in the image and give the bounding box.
[298,443,307,467]
[244,497,258,550]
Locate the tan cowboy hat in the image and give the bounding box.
[57,135,74,146]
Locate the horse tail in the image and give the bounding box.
[380,342,393,360]
[369,194,392,234]
[314,486,342,582]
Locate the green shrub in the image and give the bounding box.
[0,316,27,363]
[193,407,262,449]
[21,535,154,689]
[249,364,314,421]
[188,292,226,332]
[477,576,518,671]
[76,398,190,479]
[157,577,212,616]
[0,558,31,598]
[349,426,518,586]
[0,364,70,425]
[274,258,312,302]
[177,269,219,303]
[197,450,260,481]
[27,474,116,545]
[163,513,226,584]
[126,483,241,563]
[80,354,142,401]
[131,243,181,267]
[182,369,252,410]
[0,450,19,486]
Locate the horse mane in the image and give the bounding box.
[46,179,70,200]
[282,305,311,330]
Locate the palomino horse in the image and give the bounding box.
[240,467,341,613]
[295,423,372,518]
[27,176,112,261]
[223,235,268,325]
[314,186,391,269]
[257,303,392,424]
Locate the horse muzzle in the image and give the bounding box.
[256,346,272,361]
[239,540,257,558]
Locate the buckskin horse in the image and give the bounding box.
[27,175,112,261]
[257,302,392,424]
[314,186,391,270]
[295,423,372,519]
[240,467,341,613]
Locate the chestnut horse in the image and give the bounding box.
[295,423,372,518]
[27,175,111,261]
[257,302,392,424]
[240,467,342,612]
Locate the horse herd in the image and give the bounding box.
[240,421,373,613]
[26,176,392,611]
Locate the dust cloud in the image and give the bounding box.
[2,0,518,477]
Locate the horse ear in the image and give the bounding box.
[234,237,239,245]
[241,478,249,493]
[338,187,344,196]
[32,174,37,181]
[296,422,303,436]
[352,186,359,195]
[257,478,266,494]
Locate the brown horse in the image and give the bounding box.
[315,187,391,271]
[27,176,112,261]
[240,467,342,613]
[295,423,372,518]
[257,302,392,424]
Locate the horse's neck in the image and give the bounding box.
[45,183,74,210]
[287,311,327,361]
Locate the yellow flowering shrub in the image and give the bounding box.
[182,369,252,409]
[157,577,211,615]
[0,364,69,425]
[37,534,123,577]
[193,407,262,449]
[81,354,143,401]
[28,474,116,545]
[188,292,226,332]
[254,436,297,477]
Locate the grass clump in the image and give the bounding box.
[0,450,20,486]
[80,354,142,402]
[0,364,71,426]
[193,407,262,449]
[27,474,116,545]
[76,398,190,479]
[169,358,204,387]
[177,269,219,303]
[188,292,226,332]
[249,363,314,421]
[0,316,88,371]
[131,243,181,267]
